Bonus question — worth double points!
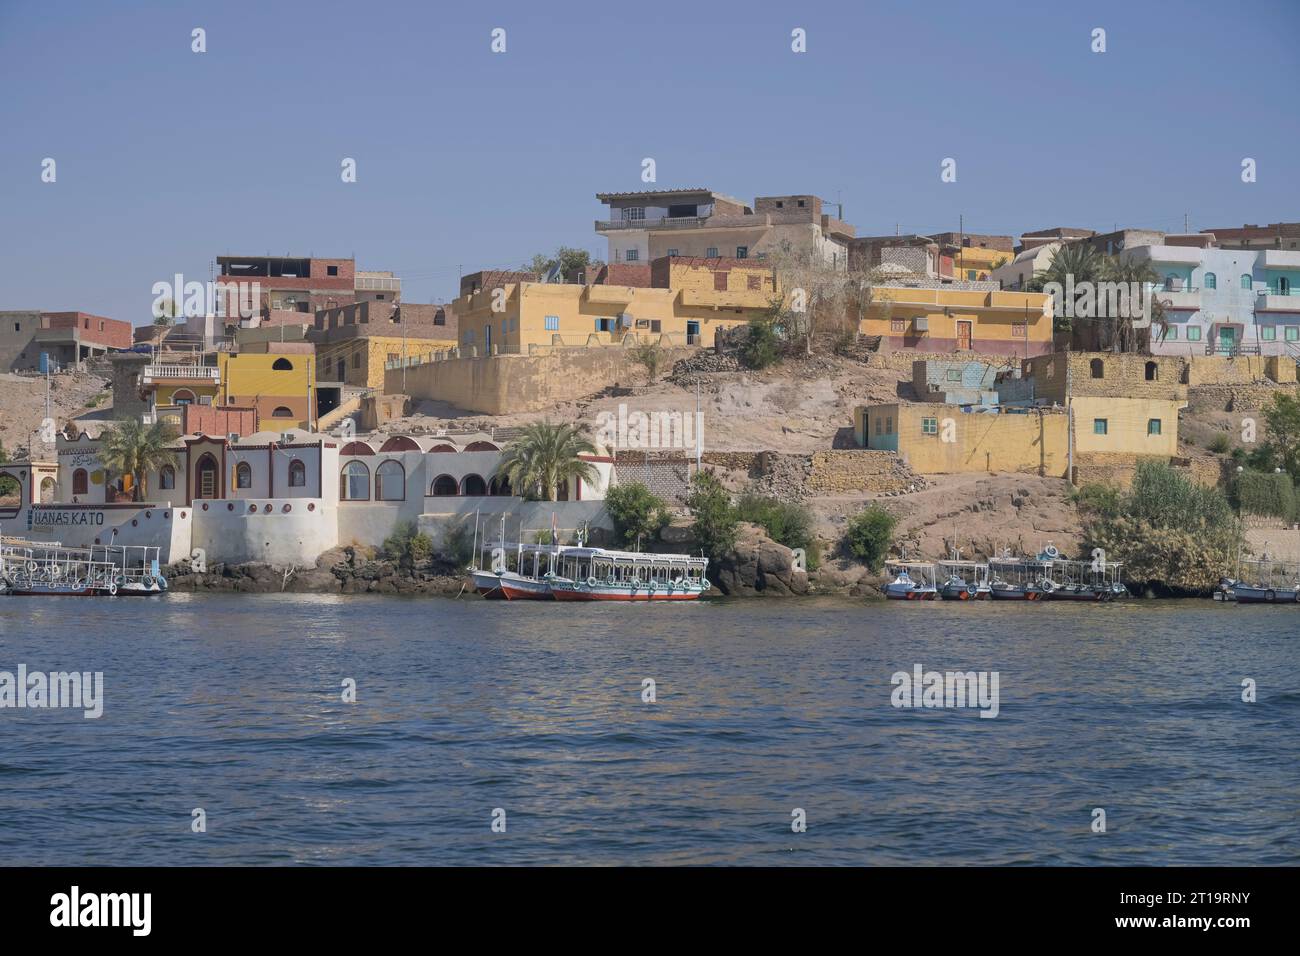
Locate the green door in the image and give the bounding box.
[1218,327,1236,353]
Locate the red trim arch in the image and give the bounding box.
[464,441,499,452]
[341,441,377,456]
[427,444,457,453]
[379,436,420,452]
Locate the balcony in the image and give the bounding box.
[355,275,401,292]
[1259,250,1300,268]
[1255,289,1300,312]
[142,365,221,385]
[1155,286,1201,310]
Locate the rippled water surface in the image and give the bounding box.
[0,594,1296,865]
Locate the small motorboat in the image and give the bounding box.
[938,574,972,601]
[884,561,938,600]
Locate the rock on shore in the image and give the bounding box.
[166,547,469,597]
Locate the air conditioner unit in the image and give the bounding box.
[227,433,239,443]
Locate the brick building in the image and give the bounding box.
[0,310,132,371]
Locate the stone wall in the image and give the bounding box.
[1072,451,1227,489]
[1186,382,1297,414]
[806,450,915,495]
[1187,354,1277,386]
[388,346,695,415]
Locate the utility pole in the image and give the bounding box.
[1066,358,1074,486]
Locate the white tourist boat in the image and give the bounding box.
[546,547,710,602]
[0,539,167,597]
[471,543,570,600]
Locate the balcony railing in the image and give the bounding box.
[355,276,401,292]
[142,365,220,381]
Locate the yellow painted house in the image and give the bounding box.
[950,245,1011,281]
[454,257,775,354]
[218,350,313,431]
[863,287,1054,356]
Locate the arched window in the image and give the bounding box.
[340,441,375,456]
[272,358,293,371]
[460,474,487,496]
[340,461,370,500]
[1145,361,1158,381]
[431,474,458,496]
[1089,358,1104,379]
[72,468,89,495]
[1241,274,1252,289]
[235,462,253,489]
[375,460,406,501]
[159,465,175,490]
[288,459,306,487]
[489,475,512,496]
[1204,272,1217,289]
[464,441,499,452]
[195,454,219,499]
[272,406,294,418]
[172,389,196,406]
[379,436,420,452]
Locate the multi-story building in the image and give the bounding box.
[1017,226,1096,253]
[861,287,1054,356]
[213,255,401,325]
[453,256,773,355]
[848,233,1010,284]
[1121,243,1300,356]
[1200,222,1300,251]
[594,189,855,268]
[928,232,1014,281]
[991,243,1061,291]
[0,310,132,371]
[310,300,457,389]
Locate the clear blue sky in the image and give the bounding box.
[1,0,1297,326]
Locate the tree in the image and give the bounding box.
[603,482,670,549]
[630,340,665,381]
[98,419,178,502]
[1029,241,1104,333]
[685,470,738,560]
[739,318,781,370]
[0,441,17,498]
[1261,391,1300,481]
[524,246,602,280]
[1100,255,1166,353]
[493,421,598,502]
[765,239,873,356]
[845,505,896,570]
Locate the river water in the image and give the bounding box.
[0,594,1295,865]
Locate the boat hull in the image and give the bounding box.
[938,582,972,601]
[550,584,703,601]
[989,586,1043,601]
[885,586,937,600]
[1232,585,1299,604]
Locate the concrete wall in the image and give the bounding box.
[417,499,612,550]
[14,502,193,563]
[191,499,337,566]
[1071,396,1180,457]
[387,346,695,415]
[861,404,1069,476]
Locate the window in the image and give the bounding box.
[649,320,661,333]
[1204,272,1217,289]
[706,247,718,258]
[1147,419,1162,436]
[72,468,88,495]
[1241,274,1252,289]
[921,417,938,435]
[173,389,195,406]
[736,246,748,259]
[967,270,978,281]
[327,265,338,276]
[272,406,294,417]
[635,319,649,329]
[1012,322,1027,337]
[1166,326,1178,340]
[1090,358,1104,378]
[874,416,882,435]
[1144,361,1158,381]
[946,369,962,382]
[713,272,728,291]
[595,317,614,332]
[235,462,253,489]
[1279,277,1292,295]
[196,454,218,499]
[1262,325,1276,341]
[460,474,487,496]
[375,460,405,501]
[666,248,678,257]
[272,358,293,370]
[159,466,175,490]
[886,416,893,433]
[431,474,458,496]
[1093,419,1108,435]
[544,315,559,331]
[797,200,805,207]
[288,460,306,487]
[1187,326,1202,341]
[340,461,369,500]
[625,249,639,262]
[747,275,761,291]
[891,318,906,333]
[621,207,645,221]
[1286,326,1299,342]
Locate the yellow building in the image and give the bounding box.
[856,402,1069,476]
[950,245,1011,281]
[218,350,313,431]
[454,257,774,354]
[863,287,1054,356]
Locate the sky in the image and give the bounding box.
[1,0,1297,326]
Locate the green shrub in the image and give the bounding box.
[1072,482,1124,521]
[845,505,896,570]
[686,471,738,561]
[1207,433,1231,454]
[736,492,819,569]
[1234,470,1297,522]
[603,481,670,549]
[739,319,781,370]
[383,520,434,569]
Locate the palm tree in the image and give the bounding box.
[98,419,178,502]
[1029,242,1105,333]
[1100,256,1166,353]
[493,421,598,502]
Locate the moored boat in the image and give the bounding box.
[883,561,938,600]
[547,547,710,601]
